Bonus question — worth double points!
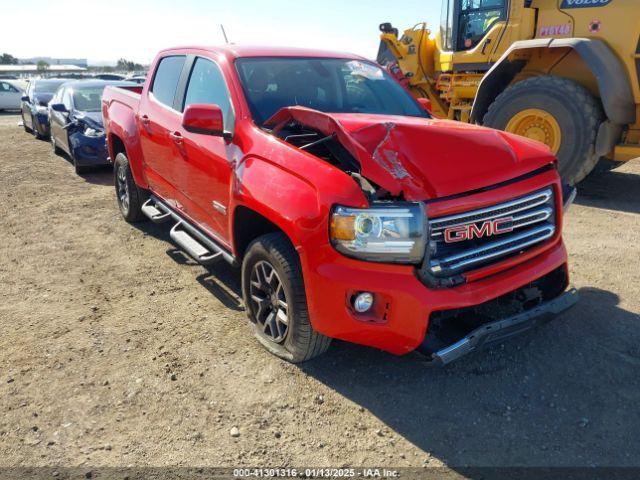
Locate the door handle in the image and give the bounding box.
[140,114,150,125]
[169,131,183,144]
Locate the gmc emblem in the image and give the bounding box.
[444,217,514,243]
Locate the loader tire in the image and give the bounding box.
[483,75,604,185]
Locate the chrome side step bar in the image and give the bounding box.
[170,222,222,265]
[141,199,172,223]
[142,196,235,266]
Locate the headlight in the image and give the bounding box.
[330,202,426,263]
[84,127,104,137]
[36,105,48,114]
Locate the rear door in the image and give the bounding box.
[138,55,187,203]
[173,56,236,243]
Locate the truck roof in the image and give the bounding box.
[157,45,368,61]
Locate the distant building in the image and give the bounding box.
[19,57,88,68]
[0,64,87,78]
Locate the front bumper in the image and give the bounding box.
[69,134,109,167]
[300,169,571,357]
[431,287,578,365]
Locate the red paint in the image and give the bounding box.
[102,45,570,355]
[182,104,224,135]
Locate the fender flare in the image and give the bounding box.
[470,38,636,126]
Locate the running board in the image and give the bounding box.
[144,195,236,266]
[141,199,172,223]
[170,222,223,265]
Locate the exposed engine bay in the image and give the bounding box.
[264,106,430,202]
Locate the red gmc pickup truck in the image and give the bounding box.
[102,46,578,364]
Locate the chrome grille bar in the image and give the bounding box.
[430,206,553,239]
[430,188,553,233]
[429,225,555,274]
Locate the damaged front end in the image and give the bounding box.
[265,106,428,202]
[265,106,432,265]
[66,115,109,167]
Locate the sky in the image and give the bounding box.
[0,0,441,65]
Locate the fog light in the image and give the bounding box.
[353,292,374,313]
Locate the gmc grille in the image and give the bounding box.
[426,188,556,278]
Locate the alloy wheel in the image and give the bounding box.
[116,165,130,213]
[249,260,289,343]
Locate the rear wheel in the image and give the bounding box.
[483,75,604,185]
[241,232,331,363]
[114,152,147,223]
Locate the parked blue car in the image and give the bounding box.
[21,79,67,138]
[49,80,133,174]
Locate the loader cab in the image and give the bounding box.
[441,0,508,56]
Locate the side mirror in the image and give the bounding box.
[50,103,68,113]
[182,104,228,138]
[21,95,29,102]
[417,98,433,114]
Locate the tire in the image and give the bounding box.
[51,135,62,155]
[242,232,331,363]
[483,75,604,185]
[31,115,42,139]
[114,152,147,223]
[22,113,32,133]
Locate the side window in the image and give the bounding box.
[62,89,73,110]
[183,57,234,130]
[457,0,506,51]
[151,55,186,108]
[0,82,9,92]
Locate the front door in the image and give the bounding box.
[21,83,33,127]
[173,56,236,244]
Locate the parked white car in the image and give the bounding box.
[0,80,23,111]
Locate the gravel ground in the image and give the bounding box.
[1,112,639,472]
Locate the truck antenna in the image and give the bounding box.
[220,24,230,44]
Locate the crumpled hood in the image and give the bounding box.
[266,107,555,200]
[75,111,104,129]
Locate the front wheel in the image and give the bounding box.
[31,115,43,139]
[483,75,604,185]
[114,152,146,223]
[51,135,62,155]
[241,232,331,363]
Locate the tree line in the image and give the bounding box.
[1,53,145,72]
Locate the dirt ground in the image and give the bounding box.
[1,111,639,473]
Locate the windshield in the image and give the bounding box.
[35,80,65,94]
[72,86,105,112]
[235,57,427,125]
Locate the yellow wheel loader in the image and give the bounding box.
[377,0,640,184]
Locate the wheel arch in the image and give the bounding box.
[107,130,148,189]
[230,154,345,262]
[471,38,636,126]
[232,205,295,261]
